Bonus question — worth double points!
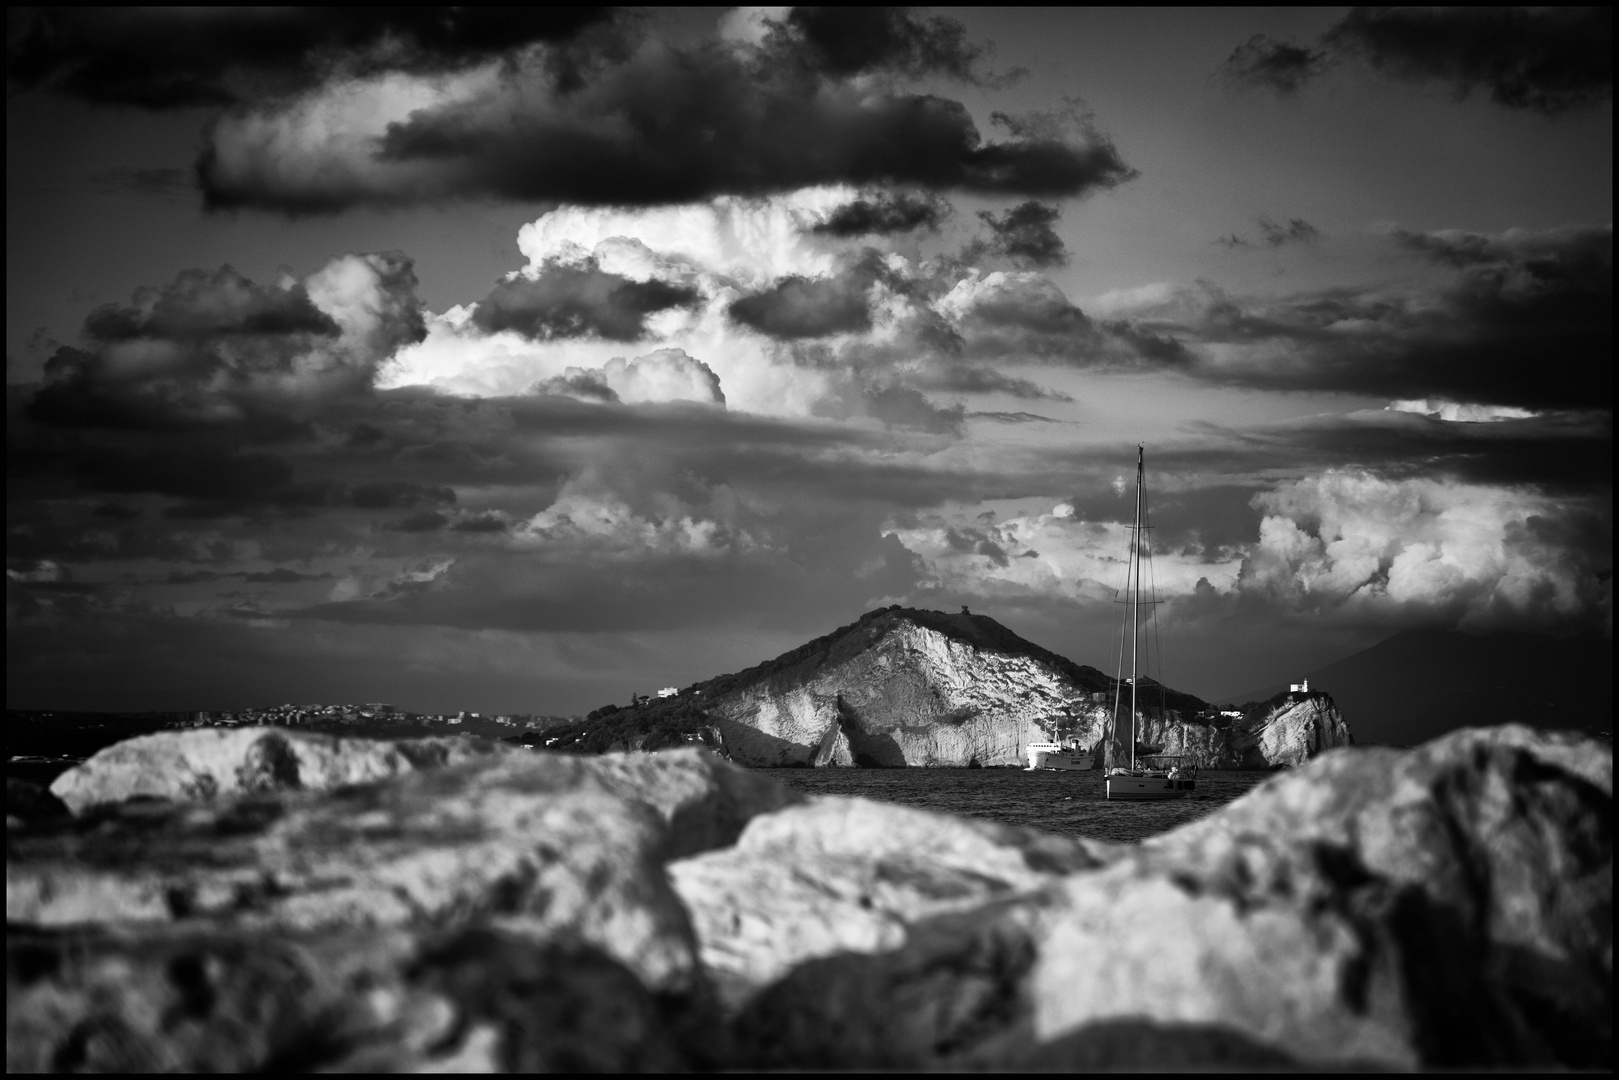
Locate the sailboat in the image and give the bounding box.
[1106,444,1197,801]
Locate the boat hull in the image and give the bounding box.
[1026,745,1094,771]
[1106,774,1194,800]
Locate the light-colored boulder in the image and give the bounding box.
[48,728,515,814]
[668,796,1119,1008]
[10,747,800,993]
[730,726,1610,1071]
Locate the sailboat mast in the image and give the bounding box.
[1130,444,1143,770]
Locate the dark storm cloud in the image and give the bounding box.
[198,17,1137,213]
[771,7,996,84]
[6,7,616,109]
[729,267,875,340]
[974,201,1067,267]
[1223,8,1613,114]
[25,254,425,430]
[471,261,699,342]
[810,190,952,237]
[1151,224,1613,410]
[1220,34,1327,95]
[80,266,338,342]
[943,272,1185,371]
[1182,408,1614,495]
[349,481,455,510]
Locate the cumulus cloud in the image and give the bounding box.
[194,16,1135,212]
[887,500,1243,607]
[1222,8,1613,113]
[385,187,1152,422]
[28,253,425,429]
[537,349,726,407]
[1240,470,1610,632]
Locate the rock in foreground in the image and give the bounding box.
[6,725,1609,1071]
[47,727,517,814]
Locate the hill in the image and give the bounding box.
[529,607,1346,768]
[1222,629,1613,747]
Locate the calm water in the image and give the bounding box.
[765,768,1275,844]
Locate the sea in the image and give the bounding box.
[768,767,1274,844]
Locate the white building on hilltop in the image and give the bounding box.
[657,687,679,698]
[1290,678,1311,694]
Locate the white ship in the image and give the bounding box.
[1025,741,1094,771]
[1106,444,1197,802]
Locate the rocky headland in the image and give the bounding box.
[6,722,1610,1071]
[546,606,1352,769]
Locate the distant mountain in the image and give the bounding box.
[1222,629,1613,747]
[535,607,1347,768]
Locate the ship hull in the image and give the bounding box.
[1026,745,1094,771]
[1106,773,1194,800]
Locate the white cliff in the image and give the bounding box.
[575,608,1353,770]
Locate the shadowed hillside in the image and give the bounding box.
[1223,629,1613,748]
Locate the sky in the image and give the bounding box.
[6,7,1612,714]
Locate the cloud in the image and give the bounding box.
[1125,223,1613,409]
[973,201,1067,267]
[532,348,726,408]
[1217,216,1320,248]
[729,266,875,339]
[471,259,699,342]
[766,7,996,84]
[196,23,1135,212]
[810,190,952,237]
[1258,217,1319,247]
[1385,400,1536,424]
[349,481,456,509]
[6,8,616,109]
[386,188,1149,423]
[1239,470,1610,632]
[1220,34,1328,95]
[28,254,425,429]
[1222,8,1613,113]
[936,270,1179,370]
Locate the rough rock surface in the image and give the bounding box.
[667,797,1118,1008]
[10,747,799,993]
[48,727,517,814]
[6,924,705,1072]
[708,619,1109,768]
[7,725,1606,1072]
[731,725,1610,1071]
[1120,693,1353,770]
